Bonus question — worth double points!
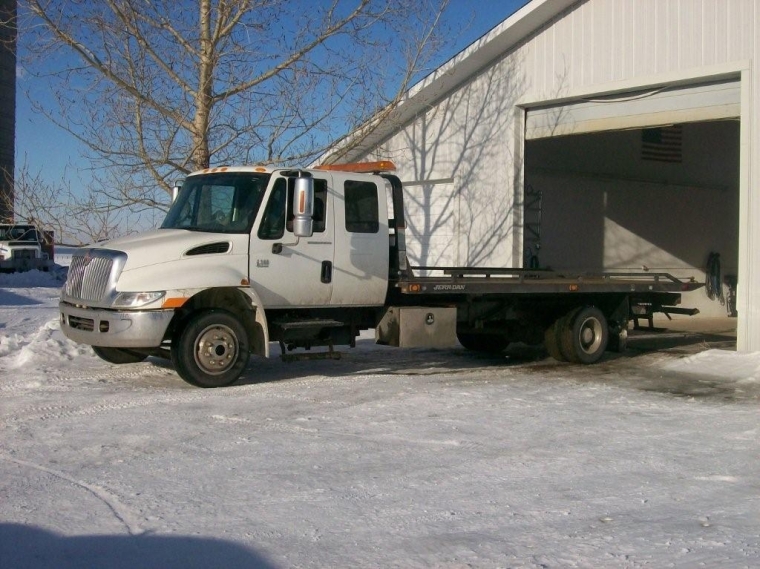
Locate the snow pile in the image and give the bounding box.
[661,349,760,382]
[0,268,63,288]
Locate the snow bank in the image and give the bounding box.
[661,349,760,382]
[0,269,63,288]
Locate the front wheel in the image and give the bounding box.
[171,309,250,388]
[93,346,148,364]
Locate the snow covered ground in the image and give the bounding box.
[1,268,759,568]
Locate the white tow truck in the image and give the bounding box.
[0,224,54,273]
[59,162,702,387]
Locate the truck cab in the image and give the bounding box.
[60,164,397,387]
[0,224,53,273]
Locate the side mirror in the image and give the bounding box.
[171,180,184,202]
[292,175,314,238]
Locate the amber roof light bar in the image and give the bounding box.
[314,160,396,173]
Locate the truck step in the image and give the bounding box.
[272,319,346,330]
[281,351,342,363]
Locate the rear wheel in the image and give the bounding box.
[92,346,148,364]
[560,306,608,364]
[457,332,509,354]
[171,309,250,388]
[544,308,580,362]
[544,319,566,362]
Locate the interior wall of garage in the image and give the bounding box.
[525,121,740,317]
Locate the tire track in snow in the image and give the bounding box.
[0,454,145,536]
[4,371,307,426]
[5,351,520,429]
[0,365,162,392]
[6,388,217,425]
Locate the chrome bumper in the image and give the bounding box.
[59,302,174,348]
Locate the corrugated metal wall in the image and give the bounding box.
[0,0,16,222]
[525,0,756,95]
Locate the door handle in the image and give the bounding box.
[321,261,332,284]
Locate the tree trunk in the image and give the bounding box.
[192,0,212,170]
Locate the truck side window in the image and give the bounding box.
[313,180,327,233]
[259,178,328,239]
[345,181,379,233]
[257,179,286,239]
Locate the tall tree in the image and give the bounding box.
[20,0,449,216]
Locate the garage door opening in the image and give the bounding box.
[523,119,740,341]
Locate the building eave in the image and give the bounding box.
[318,0,582,165]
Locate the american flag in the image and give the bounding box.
[641,125,683,163]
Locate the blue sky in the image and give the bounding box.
[15,1,530,189]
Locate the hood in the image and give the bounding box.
[97,229,248,271]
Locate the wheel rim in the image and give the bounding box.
[194,323,239,375]
[578,316,603,355]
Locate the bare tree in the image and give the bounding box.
[19,0,450,217]
[4,163,147,244]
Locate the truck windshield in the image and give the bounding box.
[0,225,39,241]
[161,172,271,233]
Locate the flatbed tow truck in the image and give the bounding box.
[59,161,702,387]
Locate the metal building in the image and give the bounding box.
[324,0,759,351]
[0,0,16,222]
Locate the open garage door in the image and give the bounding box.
[526,78,740,140]
[523,79,741,321]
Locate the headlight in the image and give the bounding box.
[112,291,166,308]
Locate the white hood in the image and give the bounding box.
[98,229,247,271]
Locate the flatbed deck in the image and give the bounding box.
[394,267,703,296]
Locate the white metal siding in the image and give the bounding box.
[525,0,756,95]
[402,181,458,271]
[525,79,741,139]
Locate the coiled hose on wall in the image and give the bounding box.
[706,252,723,302]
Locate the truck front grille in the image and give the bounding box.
[12,250,35,260]
[64,249,127,302]
[65,254,115,302]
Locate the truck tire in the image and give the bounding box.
[560,306,608,364]
[457,332,509,354]
[544,308,579,362]
[544,319,566,362]
[92,346,148,364]
[171,309,250,388]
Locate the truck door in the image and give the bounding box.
[331,175,390,306]
[249,173,334,308]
